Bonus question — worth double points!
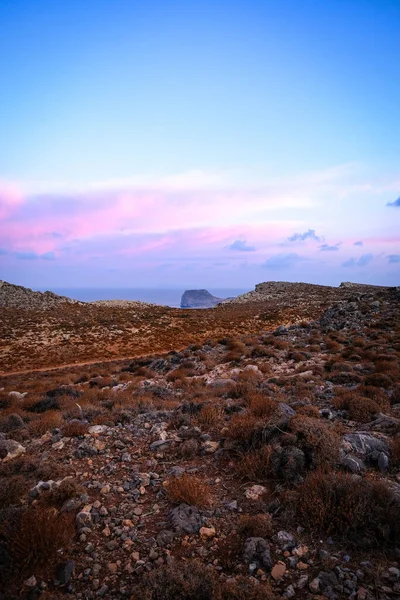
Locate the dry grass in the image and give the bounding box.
[195,403,225,427]
[247,394,276,418]
[164,474,211,507]
[290,415,340,469]
[237,513,273,538]
[62,421,89,437]
[296,470,400,545]
[28,410,64,436]
[3,507,75,572]
[236,446,272,480]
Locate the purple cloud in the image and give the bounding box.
[388,254,400,263]
[227,239,256,252]
[343,253,374,267]
[319,243,341,252]
[354,240,363,247]
[287,229,321,242]
[387,197,400,207]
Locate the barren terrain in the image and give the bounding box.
[0,281,399,600]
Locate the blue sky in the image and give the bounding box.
[0,0,399,288]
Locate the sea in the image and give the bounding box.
[44,288,249,309]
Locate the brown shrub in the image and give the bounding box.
[132,560,216,600]
[237,513,273,538]
[296,405,320,418]
[62,421,89,437]
[47,478,84,508]
[179,439,200,459]
[296,470,400,545]
[364,373,393,389]
[290,416,340,469]
[225,414,270,450]
[391,437,400,467]
[220,577,274,600]
[4,507,75,572]
[28,411,63,436]
[195,404,225,428]
[247,394,276,418]
[0,475,28,509]
[236,446,272,480]
[164,474,211,507]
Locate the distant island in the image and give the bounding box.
[180,289,225,308]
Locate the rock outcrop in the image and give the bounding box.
[180,289,224,308]
[0,280,80,310]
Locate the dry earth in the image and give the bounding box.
[0,281,399,600]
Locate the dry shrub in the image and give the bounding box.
[133,560,216,600]
[290,416,340,469]
[225,414,267,450]
[0,475,28,509]
[334,392,380,422]
[297,470,400,545]
[28,411,63,436]
[237,513,273,538]
[62,421,89,437]
[195,404,225,427]
[47,478,84,508]
[247,394,276,418]
[296,405,320,418]
[391,437,400,467]
[179,439,199,458]
[365,373,393,389]
[236,446,272,480]
[354,385,390,410]
[164,474,211,507]
[166,367,195,382]
[4,507,74,571]
[134,560,274,600]
[220,577,274,600]
[325,340,341,352]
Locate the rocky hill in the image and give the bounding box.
[0,280,80,310]
[0,284,399,599]
[180,289,225,308]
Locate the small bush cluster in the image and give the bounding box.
[164,474,211,507]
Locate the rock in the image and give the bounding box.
[180,289,225,308]
[243,538,272,571]
[284,584,295,597]
[275,531,296,551]
[150,439,173,451]
[271,561,286,580]
[199,526,216,538]
[244,485,267,500]
[343,433,389,456]
[88,425,109,434]
[209,378,236,389]
[340,454,366,474]
[55,561,75,585]
[23,575,37,588]
[169,504,202,534]
[309,578,320,593]
[156,530,175,547]
[203,441,219,453]
[0,439,26,462]
[76,509,93,529]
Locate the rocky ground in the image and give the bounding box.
[0,283,399,599]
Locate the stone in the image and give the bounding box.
[55,561,75,585]
[24,576,37,588]
[76,510,93,529]
[243,537,272,571]
[88,425,109,434]
[309,578,320,593]
[244,485,267,500]
[343,433,389,456]
[156,530,175,547]
[0,439,26,462]
[199,526,216,538]
[275,531,296,551]
[203,441,220,453]
[271,561,286,580]
[169,504,202,534]
[341,454,366,474]
[180,289,225,308]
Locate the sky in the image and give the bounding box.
[0,0,399,290]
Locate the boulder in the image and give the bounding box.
[0,439,26,462]
[180,289,224,308]
[169,504,202,534]
[243,537,272,571]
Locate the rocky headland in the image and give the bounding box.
[180,289,225,308]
